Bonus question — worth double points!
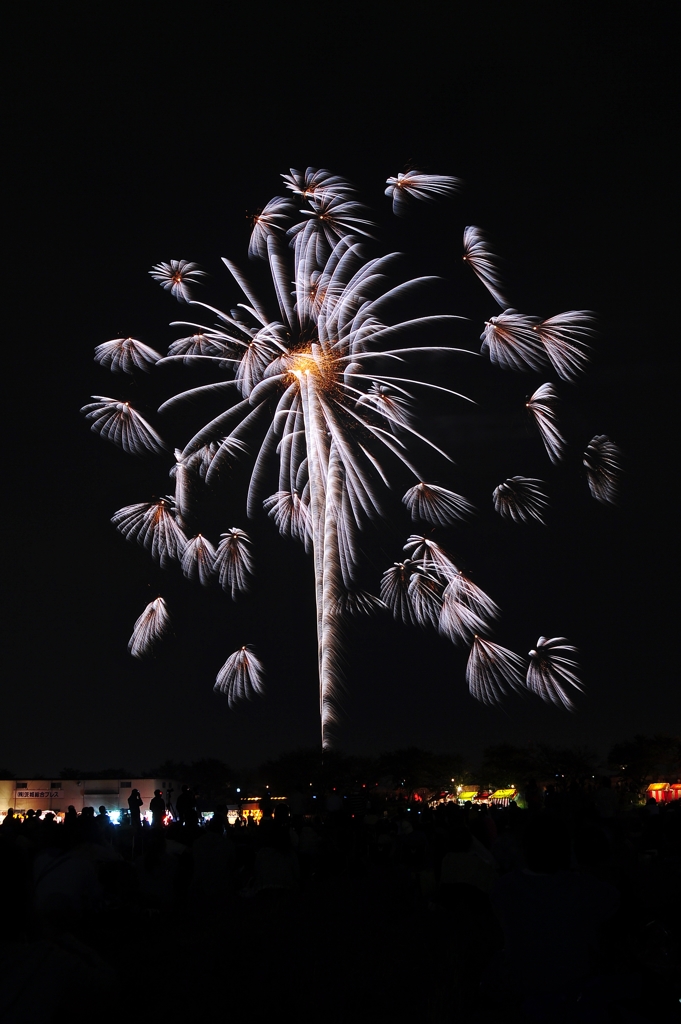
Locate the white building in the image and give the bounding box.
[0,777,178,822]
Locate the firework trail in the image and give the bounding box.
[84,166,618,743]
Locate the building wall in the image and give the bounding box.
[0,779,178,816]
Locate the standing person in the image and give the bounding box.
[176,785,197,827]
[2,808,17,831]
[97,805,112,843]
[128,788,143,829]
[150,790,166,829]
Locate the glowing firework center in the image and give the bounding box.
[83,165,620,747]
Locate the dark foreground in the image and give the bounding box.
[1,799,680,1024]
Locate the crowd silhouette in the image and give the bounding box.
[1,777,679,1023]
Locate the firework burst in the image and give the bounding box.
[128,598,171,659]
[84,166,620,744]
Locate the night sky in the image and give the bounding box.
[4,8,675,776]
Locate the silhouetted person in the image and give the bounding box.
[64,805,78,832]
[210,805,226,834]
[524,778,543,814]
[176,785,197,827]
[2,808,16,829]
[77,805,100,844]
[23,809,39,832]
[150,790,166,828]
[260,790,273,822]
[96,805,113,843]
[128,789,143,829]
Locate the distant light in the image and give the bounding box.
[236,788,241,793]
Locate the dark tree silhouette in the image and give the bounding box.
[608,735,681,787]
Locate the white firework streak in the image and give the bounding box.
[249,197,296,259]
[398,536,499,642]
[408,568,445,630]
[128,597,171,658]
[584,435,622,504]
[385,171,462,216]
[214,646,265,708]
[403,536,459,583]
[381,561,419,626]
[463,227,507,307]
[526,383,566,464]
[282,167,356,201]
[402,482,475,525]
[527,636,582,710]
[85,167,608,742]
[533,311,594,382]
[81,397,168,456]
[170,448,192,527]
[467,636,527,705]
[493,477,549,524]
[480,310,546,373]
[111,498,187,568]
[168,331,233,359]
[94,337,162,375]
[214,529,254,599]
[149,260,206,303]
[181,534,216,586]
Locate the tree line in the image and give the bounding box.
[4,734,678,801]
